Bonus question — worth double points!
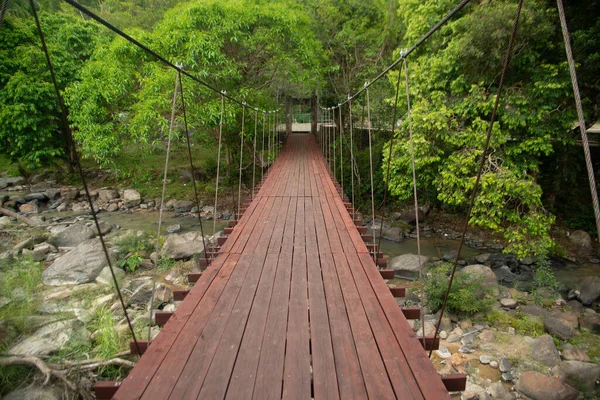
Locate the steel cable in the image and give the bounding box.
[213,93,225,236]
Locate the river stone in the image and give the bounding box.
[42,239,112,286]
[487,381,512,400]
[98,189,119,202]
[499,357,512,373]
[531,335,561,367]
[128,282,171,308]
[459,264,499,296]
[0,216,12,226]
[381,227,403,242]
[544,317,574,340]
[480,355,493,364]
[162,232,207,260]
[579,312,600,333]
[123,189,141,207]
[9,319,89,356]
[567,300,584,314]
[31,242,57,261]
[579,276,600,305]
[552,361,600,391]
[516,371,578,400]
[389,254,429,277]
[495,266,518,285]
[95,266,126,286]
[49,223,96,247]
[24,192,47,202]
[167,224,182,234]
[500,298,518,309]
[561,343,590,362]
[19,203,39,214]
[568,230,593,255]
[0,176,25,189]
[4,387,62,400]
[171,200,194,213]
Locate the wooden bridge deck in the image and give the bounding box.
[113,134,450,400]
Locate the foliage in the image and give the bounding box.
[0,12,99,167]
[114,231,153,272]
[485,309,545,337]
[385,0,577,258]
[424,262,493,317]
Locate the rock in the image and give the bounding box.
[516,371,578,400]
[544,317,575,340]
[447,333,461,343]
[459,264,499,296]
[553,311,579,330]
[561,343,590,362]
[4,387,62,400]
[31,243,57,261]
[416,322,436,337]
[128,282,171,308]
[44,188,61,200]
[381,227,404,242]
[162,231,207,260]
[98,189,120,202]
[521,304,550,320]
[579,276,600,305]
[19,203,39,214]
[461,332,477,347]
[60,188,79,201]
[439,330,448,339]
[566,300,584,314]
[9,319,89,356]
[499,357,512,373]
[495,266,518,285]
[0,176,25,189]
[479,355,493,364]
[123,189,141,207]
[397,207,425,225]
[579,312,600,333]
[107,203,119,212]
[167,224,182,234]
[389,254,430,278]
[568,230,593,255]
[552,361,600,391]
[489,360,499,369]
[436,346,452,359]
[49,223,96,247]
[501,372,514,382]
[531,335,561,367]
[171,200,194,213]
[42,239,113,286]
[0,215,12,226]
[462,383,490,400]
[500,298,518,309]
[487,381,512,400]
[96,266,125,286]
[442,250,458,261]
[479,329,495,343]
[475,253,491,264]
[13,235,45,253]
[24,192,47,202]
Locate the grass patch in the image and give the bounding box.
[570,330,600,361]
[0,155,23,177]
[425,262,493,317]
[485,310,545,337]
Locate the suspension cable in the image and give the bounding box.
[365,88,377,255]
[378,63,404,250]
[261,113,266,180]
[237,105,246,218]
[431,0,524,357]
[0,0,9,30]
[556,0,600,241]
[339,107,344,194]
[148,72,178,341]
[213,93,225,236]
[252,109,258,199]
[179,71,209,268]
[349,98,355,220]
[402,58,426,347]
[29,0,141,354]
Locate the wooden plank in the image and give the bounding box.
[442,374,467,392]
[95,381,121,400]
[253,252,293,400]
[280,197,297,254]
[356,252,451,399]
[306,253,340,399]
[225,253,279,399]
[282,252,311,399]
[114,254,232,400]
[332,252,396,399]
[319,252,368,399]
[155,311,173,326]
[267,196,291,254]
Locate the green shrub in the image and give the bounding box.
[485,310,545,337]
[425,262,493,317]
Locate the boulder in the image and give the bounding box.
[531,334,561,367]
[43,188,61,200]
[544,317,575,340]
[4,387,62,400]
[161,231,207,260]
[389,254,429,278]
[579,312,600,333]
[459,264,499,296]
[579,276,600,305]
[123,189,141,207]
[552,361,600,391]
[170,200,194,213]
[95,266,125,286]
[568,230,593,255]
[42,239,113,286]
[127,282,171,308]
[500,298,518,309]
[487,381,513,400]
[31,243,57,261]
[167,224,182,234]
[98,189,120,203]
[24,192,47,202]
[567,300,584,314]
[561,343,590,362]
[397,206,425,225]
[19,203,39,214]
[381,227,403,242]
[9,319,89,356]
[0,176,25,189]
[48,223,96,247]
[515,371,578,400]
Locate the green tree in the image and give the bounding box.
[385,0,575,258]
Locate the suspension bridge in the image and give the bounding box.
[17,0,599,398]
